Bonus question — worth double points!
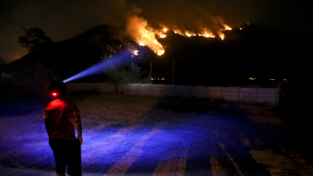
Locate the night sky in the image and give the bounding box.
[0,0,312,63]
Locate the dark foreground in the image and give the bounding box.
[0,94,312,176]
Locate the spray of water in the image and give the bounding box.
[63,50,133,83]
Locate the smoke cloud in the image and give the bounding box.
[0,0,311,63]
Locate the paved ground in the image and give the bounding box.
[1,94,313,176]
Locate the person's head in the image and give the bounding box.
[49,80,67,98]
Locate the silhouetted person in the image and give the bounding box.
[44,80,83,176]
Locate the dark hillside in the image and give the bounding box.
[146,23,312,85]
[7,23,313,86]
[7,25,128,79]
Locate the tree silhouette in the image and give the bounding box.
[18,27,53,53]
[0,56,6,73]
[0,56,5,65]
[120,63,151,83]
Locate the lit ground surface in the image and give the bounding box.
[1,94,313,176]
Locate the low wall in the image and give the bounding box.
[67,83,279,105]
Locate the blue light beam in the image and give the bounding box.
[63,50,133,83]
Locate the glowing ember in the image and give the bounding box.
[157,50,165,56]
[133,50,139,55]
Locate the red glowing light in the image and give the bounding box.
[52,92,58,97]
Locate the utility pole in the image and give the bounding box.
[150,62,152,80]
[172,60,175,84]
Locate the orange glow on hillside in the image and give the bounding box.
[123,14,233,56]
[125,16,165,56]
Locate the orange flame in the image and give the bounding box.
[123,13,232,55]
[172,25,230,39]
[185,30,197,37]
[133,49,139,55]
[174,29,185,36]
[163,27,168,33]
[125,15,165,56]
[218,32,225,40]
[222,24,232,31]
[199,28,215,38]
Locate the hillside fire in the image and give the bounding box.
[125,14,232,56]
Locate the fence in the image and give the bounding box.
[67,83,279,105]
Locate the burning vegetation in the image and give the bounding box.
[122,13,234,56]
